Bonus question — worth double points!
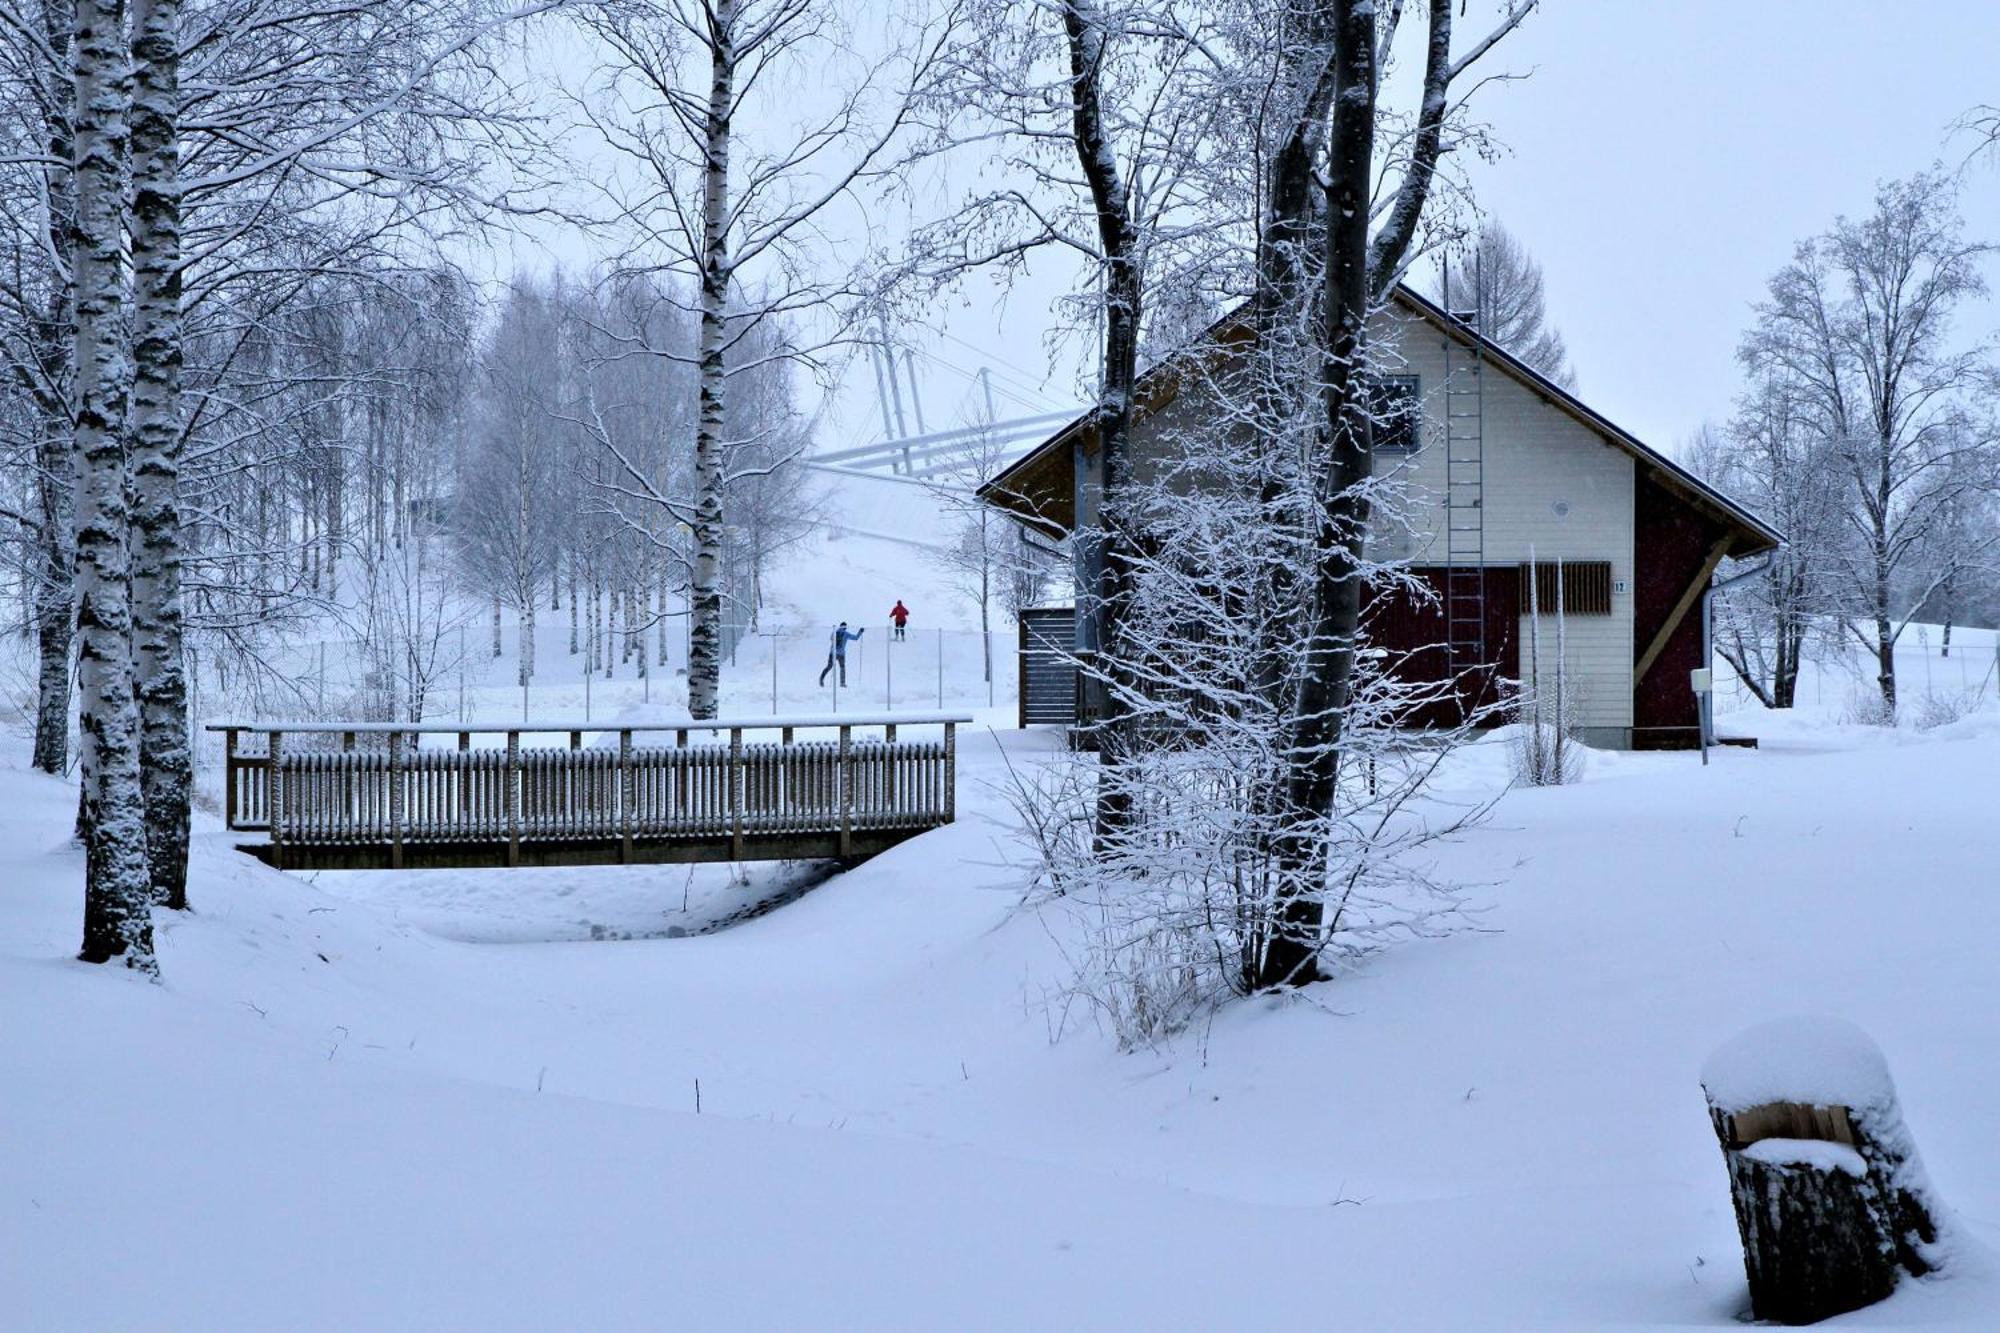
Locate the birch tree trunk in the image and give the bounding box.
[129,0,192,911]
[71,0,158,972]
[686,0,737,721]
[31,436,75,776]
[30,0,79,777]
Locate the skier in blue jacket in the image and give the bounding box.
[818,622,865,687]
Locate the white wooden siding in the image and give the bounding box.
[1371,314,1636,735]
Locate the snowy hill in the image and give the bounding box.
[7,702,2000,1326]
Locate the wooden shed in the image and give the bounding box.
[984,286,1782,749]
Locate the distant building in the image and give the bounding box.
[979,286,1781,749]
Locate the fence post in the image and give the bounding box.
[620,729,634,864]
[943,721,956,823]
[389,730,405,870]
[224,728,239,829]
[675,727,688,821]
[268,729,285,863]
[1017,620,1027,729]
[730,727,746,861]
[506,730,521,868]
[343,731,357,834]
[457,731,470,821]
[838,724,853,858]
[883,723,898,823]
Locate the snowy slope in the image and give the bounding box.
[7,709,2000,1326]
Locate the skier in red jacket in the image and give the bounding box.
[889,600,910,641]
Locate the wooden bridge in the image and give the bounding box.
[209,714,968,871]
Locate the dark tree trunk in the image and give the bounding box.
[1257,0,1381,990]
[1060,2,1145,844]
[1254,0,1462,990]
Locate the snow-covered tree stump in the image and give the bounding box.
[1701,1018,1944,1325]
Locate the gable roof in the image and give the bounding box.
[977,284,1783,558]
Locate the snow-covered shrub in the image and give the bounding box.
[1509,699,1583,787]
[1911,691,1972,732]
[1005,727,1487,1049]
[1842,687,1896,728]
[1512,551,1584,786]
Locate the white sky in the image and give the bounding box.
[1453,1,2000,453]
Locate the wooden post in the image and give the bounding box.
[883,723,897,823]
[457,731,470,822]
[730,728,745,861]
[570,730,582,750]
[837,725,852,857]
[1017,618,1028,730]
[943,721,956,823]
[224,728,239,829]
[506,730,521,868]
[388,730,405,870]
[619,729,634,863]
[675,728,688,820]
[267,729,284,862]
[342,731,357,836]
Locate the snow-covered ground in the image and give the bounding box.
[7,689,2000,1327]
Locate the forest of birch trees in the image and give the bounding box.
[0,0,1560,984]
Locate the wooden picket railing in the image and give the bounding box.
[209,715,966,870]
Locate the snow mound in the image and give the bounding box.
[1701,1015,1896,1114]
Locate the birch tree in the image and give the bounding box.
[1254,0,1534,989]
[70,0,158,971]
[978,0,1534,998]
[1689,387,1843,709]
[914,0,1228,835]
[457,279,566,685]
[0,0,80,775]
[1740,172,1999,715]
[927,414,1035,683]
[575,0,952,717]
[129,0,190,907]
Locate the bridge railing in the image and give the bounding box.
[206,714,967,866]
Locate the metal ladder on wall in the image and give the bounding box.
[1440,283,1488,687]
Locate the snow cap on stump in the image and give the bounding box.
[1701,1016,1897,1118]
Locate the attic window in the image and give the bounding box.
[1371,375,1421,452]
[1521,560,1613,615]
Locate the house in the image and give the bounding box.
[978,285,1782,750]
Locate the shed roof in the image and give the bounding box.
[977,285,1783,558]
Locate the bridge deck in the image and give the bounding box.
[209,715,967,871]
